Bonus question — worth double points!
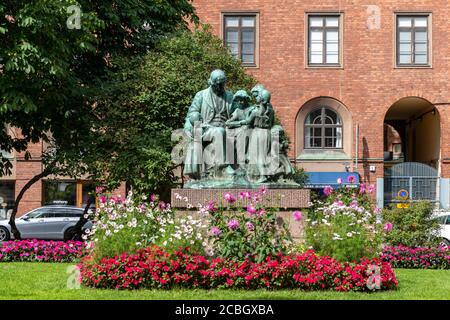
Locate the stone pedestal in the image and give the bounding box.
[171,188,310,241]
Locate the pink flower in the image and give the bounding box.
[227,219,239,231]
[150,194,158,202]
[334,200,344,207]
[384,222,393,233]
[211,226,221,236]
[374,207,382,214]
[99,195,106,204]
[246,222,255,231]
[368,184,375,194]
[347,175,356,183]
[258,186,267,195]
[246,205,257,215]
[158,201,168,210]
[239,191,251,200]
[323,185,333,196]
[224,192,236,203]
[95,186,104,194]
[257,208,266,216]
[337,178,343,184]
[206,201,218,212]
[359,183,366,194]
[293,211,302,221]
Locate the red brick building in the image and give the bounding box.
[0,133,126,217]
[193,0,450,206]
[2,0,450,215]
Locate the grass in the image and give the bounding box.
[0,262,449,300]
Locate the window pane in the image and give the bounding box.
[399,43,412,54]
[326,31,338,41]
[415,31,427,42]
[227,43,238,55]
[225,17,239,27]
[399,32,411,41]
[241,54,254,64]
[311,31,323,41]
[310,17,323,27]
[326,17,339,27]
[242,43,254,54]
[414,43,427,53]
[326,54,339,64]
[241,30,254,42]
[398,17,412,27]
[325,127,335,137]
[226,30,238,42]
[313,127,322,137]
[399,54,412,64]
[306,109,321,124]
[414,17,427,27]
[241,17,255,27]
[0,181,14,219]
[43,181,76,205]
[81,184,95,207]
[311,43,323,53]
[325,137,336,148]
[415,54,427,64]
[325,109,338,123]
[326,42,338,53]
[310,54,323,64]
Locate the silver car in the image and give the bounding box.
[0,206,93,241]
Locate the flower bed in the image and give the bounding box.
[79,246,398,292]
[381,245,450,269]
[0,240,85,262]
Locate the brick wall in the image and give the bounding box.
[192,0,450,183]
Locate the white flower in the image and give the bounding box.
[347,232,353,237]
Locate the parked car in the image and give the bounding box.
[0,206,93,241]
[437,212,450,247]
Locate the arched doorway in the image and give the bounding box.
[383,97,441,204]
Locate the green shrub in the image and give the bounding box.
[382,201,441,247]
[208,193,293,263]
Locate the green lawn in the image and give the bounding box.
[0,262,449,300]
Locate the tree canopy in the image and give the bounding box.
[90,27,256,197]
[0,0,197,176]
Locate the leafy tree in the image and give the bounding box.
[0,0,197,238]
[91,27,256,198]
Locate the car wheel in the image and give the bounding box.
[0,226,10,241]
[63,227,76,241]
[439,238,450,248]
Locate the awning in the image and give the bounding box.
[304,172,360,189]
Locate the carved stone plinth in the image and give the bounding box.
[171,188,310,241]
[171,188,310,209]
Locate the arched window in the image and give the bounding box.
[304,107,342,149]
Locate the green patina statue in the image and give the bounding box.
[183,70,298,189]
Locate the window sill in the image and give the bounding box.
[306,65,344,70]
[394,65,432,69]
[297,149,350,161]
